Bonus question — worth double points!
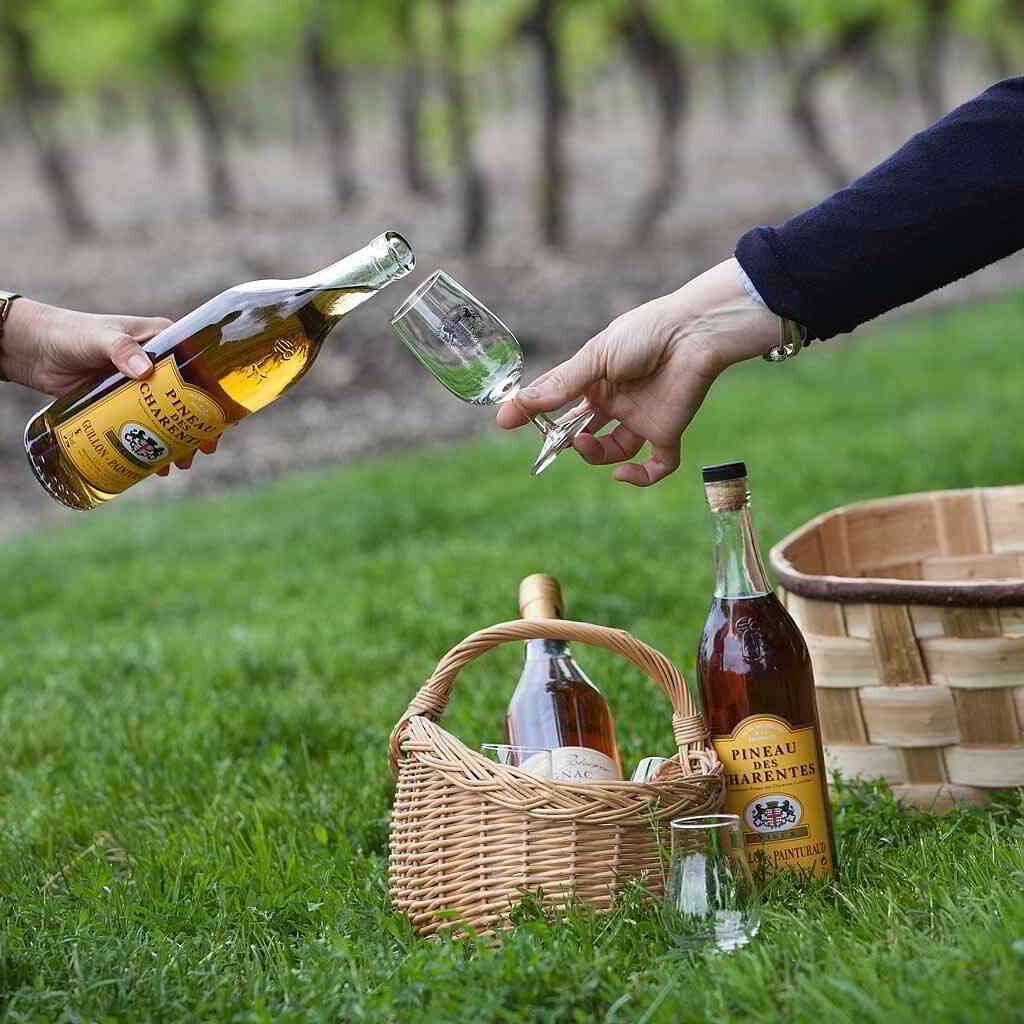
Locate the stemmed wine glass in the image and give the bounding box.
[391,270,595,474]
[479,744,553,779]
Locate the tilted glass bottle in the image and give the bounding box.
[697,461,837,879]
[24,231,415,509]
[505,573,623,782]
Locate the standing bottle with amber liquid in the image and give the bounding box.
[505,574,623,782]
[697,462,836,879]
[24,231,415,510]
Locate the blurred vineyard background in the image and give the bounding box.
[2,0,1023,531]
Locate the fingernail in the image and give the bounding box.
[519,386,541,400]
[127,354,151,376]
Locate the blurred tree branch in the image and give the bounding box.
[789,13,882,190]
[0,2,95,239]
[915,0,951,122]
[303,4,358,208]
[519,0,569,249]
[170,3,238,219]
[617,0,688,243]
[398,0,439,199]
[439,0,489,252]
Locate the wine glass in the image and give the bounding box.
[480,744,553,779]
[663,815,760,953]
[391,270,595,474]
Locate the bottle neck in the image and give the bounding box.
[302,231,415,291]
[526,638,570,659]
[709,502,771,598]
[519,575,568,660]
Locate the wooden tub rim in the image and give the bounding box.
[769,486,1024,608]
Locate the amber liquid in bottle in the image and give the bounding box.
[697,462,836,879]
[24,231,414,510]
[505,574,622,782]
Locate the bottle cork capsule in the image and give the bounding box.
[519,573,565,620]
[702,461,749,512]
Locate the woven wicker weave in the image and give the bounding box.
[770,485,1024,811]
[388,619,724,937]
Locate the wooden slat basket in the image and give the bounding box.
[388,619,724,937]
[770,485,1024,811]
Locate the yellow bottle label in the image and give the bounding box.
[54,356,227,495]
[712,714,834,879]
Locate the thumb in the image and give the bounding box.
[514,342,603,414]
[106,332,155,379]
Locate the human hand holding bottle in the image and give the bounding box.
[3,298,217,472]
[495,259,780,486]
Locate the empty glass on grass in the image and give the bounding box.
[480,744,553,779]
[391,270,595,474]
[664,814,760,953]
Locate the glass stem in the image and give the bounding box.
[529,413,556,435]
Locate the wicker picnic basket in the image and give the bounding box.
[388,618,724,937]
[770,485,1024,811]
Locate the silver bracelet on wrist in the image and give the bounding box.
[0,291,21,383]
[763,317,809,363]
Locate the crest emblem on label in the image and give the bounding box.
[119,422,169,463]
[746,794,802,832]
[440,304,482,344]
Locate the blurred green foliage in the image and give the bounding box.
[2,0,1022,242]
[3,0,1023,102]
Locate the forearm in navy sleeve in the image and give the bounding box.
[735,77,1024,341]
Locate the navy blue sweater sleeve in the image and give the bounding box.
[735,77,1024,341]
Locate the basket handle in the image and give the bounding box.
[388,618,711,777]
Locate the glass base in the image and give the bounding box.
[532,409,596,475]
[668,912,759,955]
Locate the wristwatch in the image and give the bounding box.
[0,290,21,382]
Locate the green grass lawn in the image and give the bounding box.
[2,294,1024,1022]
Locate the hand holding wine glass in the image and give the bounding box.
[495,259,780,486]
[391,271,596,474]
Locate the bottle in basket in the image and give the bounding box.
[506,574,623,782]
[697,463,837,879]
